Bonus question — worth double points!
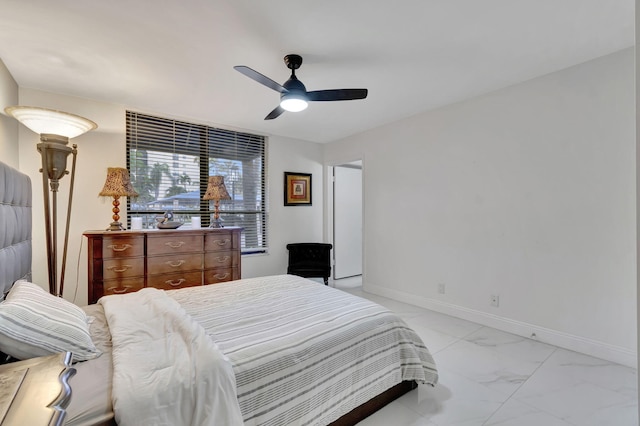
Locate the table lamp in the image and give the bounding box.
[203,175,231,228]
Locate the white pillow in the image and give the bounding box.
[0,280,101,362]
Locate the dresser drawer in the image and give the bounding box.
[204,232,238,252]
[103,278,145,296]
[102,236,144,259]
[204,250,238,269]
[103,258,144,280]
[148,271,202,290]
[204,267,239,284]
[147,234,203,256]
[147,253,203,275]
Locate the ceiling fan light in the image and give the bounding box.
[280,95,308,112]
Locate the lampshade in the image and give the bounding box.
[4,106,98,138]
[203,176,231,200]
[99,168,139,197]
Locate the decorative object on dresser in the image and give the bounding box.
[284,172,312,206]
[130,216,143,230]
[98,167,139,231]
[155,210,183,229]
[4,106,97,298]
[286,243,333,285]
[84,227,242,304]
[203,175,231,228]
[0,352,75,426]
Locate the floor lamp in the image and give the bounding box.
[4,106,97,297]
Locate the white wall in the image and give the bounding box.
[243,135,324,278]
[15,88,324,305]
[0,58,19,168]
[325,48,637,367]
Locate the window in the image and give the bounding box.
[126,111,268,253]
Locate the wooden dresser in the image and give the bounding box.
[0,352,75,426]
[84,227,241,304]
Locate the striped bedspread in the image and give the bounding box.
[168,274,438,426]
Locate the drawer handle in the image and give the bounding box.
[108,244,132,252]
[165,241,185,249]
[166,278,186,287]
[107,265,132,273]
[215,239,230,246]
[108,285,132,294]
[166,260,185,268]
[215,256,230,263]
[214,273,230,280]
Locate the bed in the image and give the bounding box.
[0,160,438,426]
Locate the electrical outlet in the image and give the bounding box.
[490,294,499,307]
[437,283,446,294]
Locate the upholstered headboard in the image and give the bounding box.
[0,161,32,296]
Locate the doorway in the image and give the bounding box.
[333,161,363,280]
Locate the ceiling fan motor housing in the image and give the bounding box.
[280,75,308,111]
[283,76,307,96]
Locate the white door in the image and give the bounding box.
[333,164,363,279]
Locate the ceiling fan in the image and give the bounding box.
[234,54,368,120]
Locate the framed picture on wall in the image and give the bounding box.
[284,172,312,206]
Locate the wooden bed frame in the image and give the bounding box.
[330,381,418,425]
[0,160,417,425]
[88,380,417,426]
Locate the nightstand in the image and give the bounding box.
[0,352,75,426]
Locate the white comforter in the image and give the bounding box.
[99,288,244,426]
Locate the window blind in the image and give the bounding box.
[125,111,268,253]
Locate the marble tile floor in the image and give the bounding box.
[332,277,638,426]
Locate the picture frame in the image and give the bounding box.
[284,172,312,206]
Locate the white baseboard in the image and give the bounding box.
[365,283,637,369]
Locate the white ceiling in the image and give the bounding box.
[0,1,634,143]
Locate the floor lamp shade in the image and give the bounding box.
[4,105,97,297]
[99,167,139,231]
[4,106,97,138]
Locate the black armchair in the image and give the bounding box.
[286,243,333,285]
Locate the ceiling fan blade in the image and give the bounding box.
[307,88,368,102]
[234,66,287,93]
[264,106,285,120]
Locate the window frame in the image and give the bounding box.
[125,111,268,254]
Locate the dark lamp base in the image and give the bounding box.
[210,218,224,228]
[106,221,125,231]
